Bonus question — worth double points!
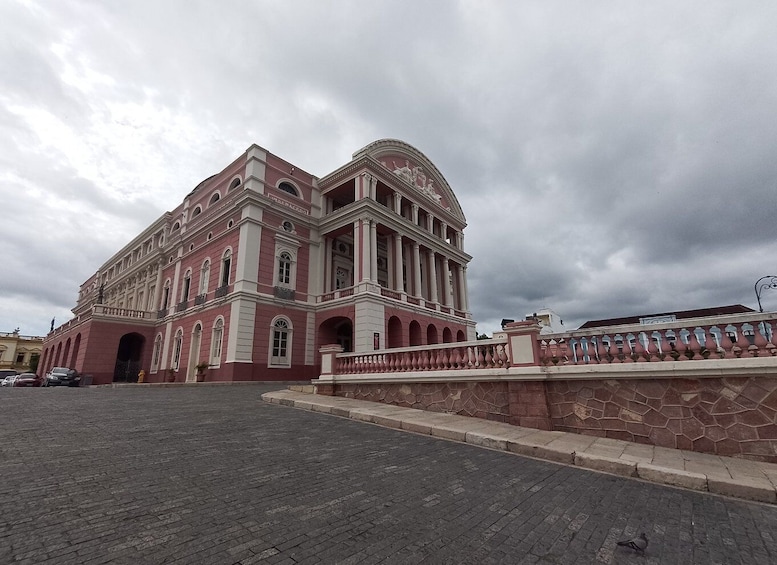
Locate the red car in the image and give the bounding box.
[14,373,44,387]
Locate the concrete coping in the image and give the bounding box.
[260,390,777,505]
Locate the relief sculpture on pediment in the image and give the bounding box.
[385,159,443,205]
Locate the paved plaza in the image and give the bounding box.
[1,385,777,564]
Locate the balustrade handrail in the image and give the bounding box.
[539,311,777,341]
[537,312,777,366]
[333,338,510,375]
[335,337,507,359]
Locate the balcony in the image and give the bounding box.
[175,300,188,313]
[194,293,207,306]
[215,285,229,298]
[273,286,296,301]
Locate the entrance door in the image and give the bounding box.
[113,333,145,382]
[187,323,203,383]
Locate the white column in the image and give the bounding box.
[411,203,419,225]
[442,257,452,307]
[428,250,438,303]
[457,263,468,311]
[393,233,404,293]
[353,220,363,282]
[461,265,470,312]
[426,212,435,234]
[324,236,333,293]
[441,222,448,242]
[412,243,422,298]
[369,175,378,200]
[369,219,378,282]
[393,192,402,214]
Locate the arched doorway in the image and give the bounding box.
[409,321,422,346]
[442,327,453,343]
[456,330,466,342]
[187,323,203,383]
[427,324,439,345]
[113,333,145,382]
[387,316,403,348]
[318,317,353,353]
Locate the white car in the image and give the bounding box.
[1,374,19,387]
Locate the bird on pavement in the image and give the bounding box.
[617,532,648,554]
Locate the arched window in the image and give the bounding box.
[172,329,183,370]
[172,221,181,232]
[209,192,221,205]
[278,252,292,285]
[151,334,163,372]
[199,260,210,295]
[278,182,298,196]
[161,280,171,310]
[220,249,231,288]
[182,270,192,302]
[269,317,292,367]
[211,318,224,366]
[228,178,241,191]
[192,206,202,218]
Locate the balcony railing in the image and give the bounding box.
[176,300,188,313]
[273,286,296,300]
[194,293,207,306]
[215,285,229,298]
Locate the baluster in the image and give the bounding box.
[440,348,451,369]
[451,347,461,369]
[597,338,610,364]
[484,345,494,368]
[583,339,598,365]
[632,337,647,363]
[647,334,661,362]
[735,325,750,358]
[538,340,549,365]
[558,339,569,365]
[476,345,485,368]
[466,345,475,368]
[718,331,735,359]
[498,344,508,367]
[687,330,703,360]
[769,322,777,355]
[753,324,768,357]
[703,329,718,359]
[672,335,689,361]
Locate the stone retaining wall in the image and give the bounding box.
[326,376,777,462]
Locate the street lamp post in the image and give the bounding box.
[754,275,777,313]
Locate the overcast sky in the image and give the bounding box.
[2,1,777,338]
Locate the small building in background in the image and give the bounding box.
[0,329,43,372]
[578,304,755,329]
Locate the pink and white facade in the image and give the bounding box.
[41,139,476,384]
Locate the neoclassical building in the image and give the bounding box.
[40,139,476,384]
[0,330,43,372]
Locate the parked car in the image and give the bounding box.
[14,373,44,387]
[44,367,81,387]
[0,369,18,381]
[1,374,19,387]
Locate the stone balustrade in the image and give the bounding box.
[315,315,777,462]
[539,312,777,366]
[334,339,510,375]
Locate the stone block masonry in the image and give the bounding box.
[330,375,777,463]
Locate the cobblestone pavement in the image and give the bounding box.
[1,386,777,564]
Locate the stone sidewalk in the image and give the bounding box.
[262,388,777,504]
